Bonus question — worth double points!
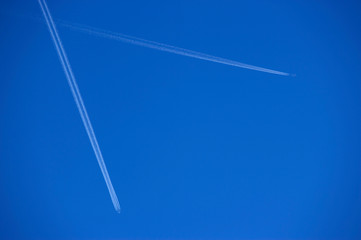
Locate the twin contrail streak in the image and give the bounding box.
[56,20,290,76]
[37,0,121,212]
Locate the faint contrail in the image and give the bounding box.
[55,20,290,76]
[37,0,121,212]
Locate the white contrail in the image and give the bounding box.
[55,20,290,76]
[37,0,121,213]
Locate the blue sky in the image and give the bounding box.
[0,0,360,239]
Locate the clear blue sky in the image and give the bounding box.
[0,0,360,239]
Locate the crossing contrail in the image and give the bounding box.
[37,0,121,212]
[55,20,290,76]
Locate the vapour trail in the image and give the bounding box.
[55,20,290,76]
[37,0,121,213]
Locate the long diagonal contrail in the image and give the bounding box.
[37,0,121,212]
[55,20,290,76]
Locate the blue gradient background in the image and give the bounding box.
[1,0,360,239]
